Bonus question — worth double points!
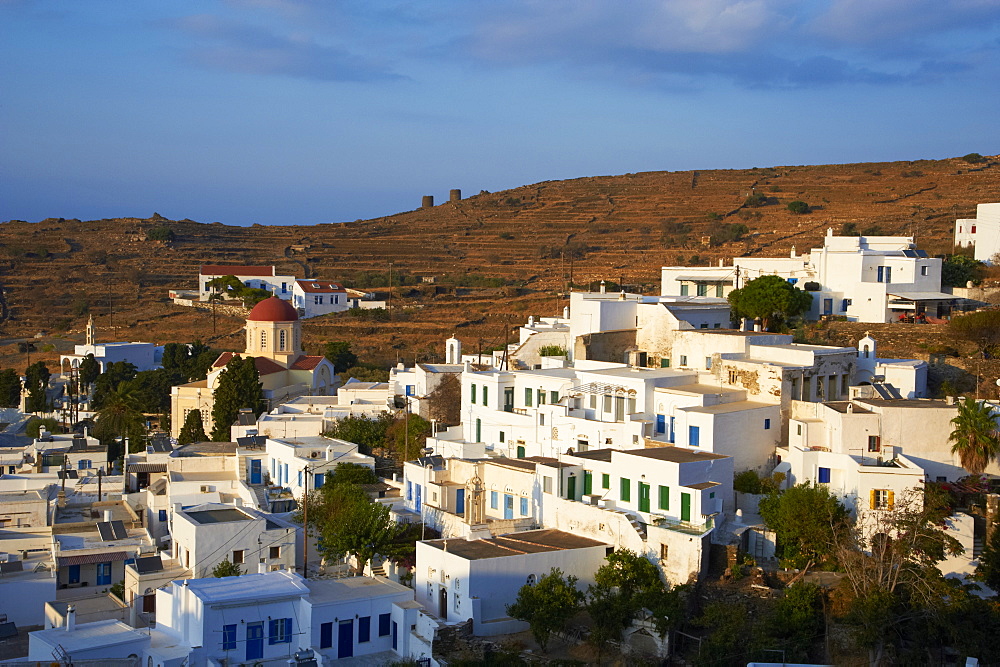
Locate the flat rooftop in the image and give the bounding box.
[423,529,607,561]
[184,570,309,604]
[306,575,410,605]
[661,383,744,396]
[184,508,253,524]
[854,398,953,410]
[30,619,148,653]
[824,401,874,414]
[173,441,238,456]
[626,446,729,463]
[682,400,774,415]
[568,449,614,462]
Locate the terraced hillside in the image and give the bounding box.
[1,155,997,370]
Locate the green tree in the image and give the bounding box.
[94,383,147,457]
[91,361,138,409]
[307,482,404,574]
[949,310,1000,356]
[321,341,358,373]
[78,353,100,389]
[161,342,217,382]
[211,356,263,441]
[323,413,395,455]
[948,396,1000,475]
[759,482,848,565]
[426,374,461,426]
[727,274,813,331]
[385,413,431,462]
[0,368,21,408]
[26,417,62,439]
[763,583,824,662]
[962,152,987,164]
[130,368,183,414]
[342,364,390,382]
[787,200,810,214]
[975,517,1000,592]
[24,361,51,413]
[693,600,757,666]
[212,558,243,578]
[507,568,583,651]
[177,409,208,445]
[146,226,175,242]
[206,275,272,307]
[942,255,986,288]
[326,462,380,486]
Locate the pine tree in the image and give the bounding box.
[177,409,208,445]
[24,361,51,413]
[211,356,263,441]
[0,369,21,408]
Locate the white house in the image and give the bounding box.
[661,231,953,323]
[290,279,370,318]
[414,529,609,634]
[955,202,1000,264]
[148,570,425,665]
[390,360,464,420]
[28,617,150,663]
[266,435,375,498]
[60,316,163,375]
[169,503,297,578]
[854,333,928,399]
[198,264,296,301]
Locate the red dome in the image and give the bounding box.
[247,296,299,322]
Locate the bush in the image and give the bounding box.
[787,200,810,214]
[146,226,175,242]
[26,417,62,439]
[709,222,749,246]
[538,345,567,357]
[962,153,987,164]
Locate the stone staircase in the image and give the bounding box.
[626,513,647,541]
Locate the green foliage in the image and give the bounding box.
[949,310,1000,355]
[385,413,431,462]
[307,482,404,573]
[206,274,272,307]
[733,469,781,495]
[841,222,860,236]
[0,368,21,408]
[727,274,813,331]
[348,306,391,322]
[212,558,243,578]
[91,361,139,410]
[323,413,395,455]
[78,353,100,388]
[210,356,264,441]
[975,516,1000,591]
[708,222,749,246]
[693,600,757,666]
[24,361,51,413]
[108,580,125,601]
[326,462,379,486]
[342,364,390,382]
[787,200,810,214]
[146,226,175,242]
[759,482,847,564]
[94,383,147,453]
[129,368,183,414]
[962,152,987,164]
[507,568,583,651]
[743,193,773,208]
[449,273,509,288]
[538,345,567,357]
[321,341,358,373]
[948,396,1000,475]
[764,583,824,661]
[26,417,62,439]
[161,342,217,381]
[942,255,986,287]
[177,409,208,445]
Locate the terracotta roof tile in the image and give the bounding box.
[254,357,286,375]
[212,352,235,368]
[295,280,347,293]
[290,355,324,370]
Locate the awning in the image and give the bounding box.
[57,551,129,567]
[887,291,957,301]
[127,463,167,473]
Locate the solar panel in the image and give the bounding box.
[111,520,128,540]
[96,522,115,541]
[0,561,24,574]
[135,556,163,574]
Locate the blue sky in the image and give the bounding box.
[2,0,998,226]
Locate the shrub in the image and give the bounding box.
[538,345,567,357]
[146,226,175,242]
[962,153,987,164]
[787,200,810,214]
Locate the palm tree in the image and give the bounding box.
[949,396,1000,475]
[95,382,146,457]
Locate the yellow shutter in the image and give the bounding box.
[887,490,895,511]
[870,489,876,510]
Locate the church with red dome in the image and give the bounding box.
[169,297,337,438]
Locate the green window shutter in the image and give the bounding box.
[471,384,477,403]
[583,471,593,495]
[525,388,532,407]
[483,385,488,406]
[659,485,669,510]
[601,473,610,489]
[550,390,558,403]
[620,478,630,502]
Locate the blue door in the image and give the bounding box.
[246,622,264,660]
[456,489,465,516]
[503,494,514,520]
[669,417,675,442]
[823,298,833,316]
[392,621,398,651]
[96,562,111,585]
[655,414,665,434]
[338,620,354,659]
[68,564,80,584]
[415,485,422,512]
[250,459,262,485]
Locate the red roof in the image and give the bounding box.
[290,355,325,370]
[296,280,346,293]
[57,551,129,567]
[212,352,235,368]
[248,297,299,322]
[254,357,286,375]
[201,265,275,277]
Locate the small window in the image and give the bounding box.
[158,509,167,522]
[818,467,831,484]
[539,413,545,426]
[660,543,669,561]
[868,435,881,452]
[490,490,498,508]
[222,624,236,650]
[764,418,771,430]
[359,616,371,643]
[525,388,533,407]
[658,485,669,510]
[269,617,292,644]
[705,357,712,369]
[550,390,559,403]
[680,355,688,366]
[796,424,803,436]
[499,430,505,443]
[871,489,894,510]
[520,497,528,516]
[471,384,477,403]
[661,358,671,368]
[543,477,552,494]
[232,550,244,564]
[526,573,537,586]
[921,266,929,276]
[269,546,280,559]
[483,386,489,406]
[378,613,391,637]
[602,473,610,489]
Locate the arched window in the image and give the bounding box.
[260,330,267,350]
[863,344,870,358]
[279,329,287,351]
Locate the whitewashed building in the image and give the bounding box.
[60,316,164,375]
[198,264,296,302]
[955,202,1000,264]
[266,435,375,497]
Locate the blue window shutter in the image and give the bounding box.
[379,613,391,636]
[818,467,831,484]
[284,618,292,643]
[158,509,167,521]
[268,619,278,644]
[359,616,371,642]
[689,425,700,447]
[764,419,770,430]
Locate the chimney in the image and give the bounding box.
[66,605,76,632]
[790,246,796,258]
[847,403,854,413]
[103,509,113,523]
[599,280,606,294]
[563,306,569,319]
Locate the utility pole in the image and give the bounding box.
[302,466,309,579]
[388,262,393,322]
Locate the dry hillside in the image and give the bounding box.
[1,155,997,370]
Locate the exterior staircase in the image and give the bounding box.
[626,513,647,541]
